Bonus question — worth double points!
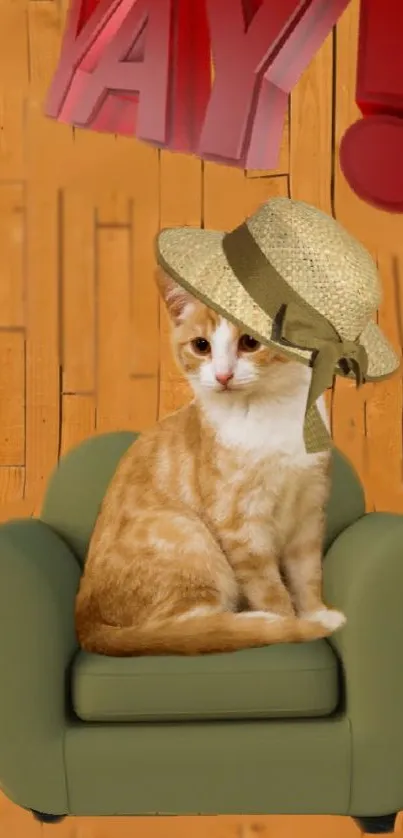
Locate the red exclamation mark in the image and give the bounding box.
[339,0,403,213]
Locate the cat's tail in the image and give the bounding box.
[77,610,336,657]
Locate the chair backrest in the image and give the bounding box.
[41,431,366,566]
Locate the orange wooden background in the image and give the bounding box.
[1,0,403,835]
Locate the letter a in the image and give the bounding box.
[65,0,171,143]
[46,0,135,120]
[46,0,211,152]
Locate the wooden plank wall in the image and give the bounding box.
[0,0,403,836]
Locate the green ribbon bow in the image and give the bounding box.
[278,302,368,453]
[221,222,369,455]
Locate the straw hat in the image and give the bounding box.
[156,198,400,453]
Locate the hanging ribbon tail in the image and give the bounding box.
[279,306,337,453]
[279,302,369,455]
[293,339,336,455]
[302,347,334,454]
[306,344,339,409]
[303,404,333,455]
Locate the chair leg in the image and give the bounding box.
[352,814,397,834]
[31,809,66,824]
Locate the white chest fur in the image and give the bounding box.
[200,366,329,467]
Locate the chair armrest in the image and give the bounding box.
[323,512,403,815]
[0,518,81,815]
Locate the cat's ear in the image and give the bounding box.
[155,268,195,325]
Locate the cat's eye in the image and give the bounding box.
[191,337,211,355]
[238,334,261,353]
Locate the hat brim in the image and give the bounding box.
[156,227,400,382]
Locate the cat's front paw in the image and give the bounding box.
[303,607,346,633]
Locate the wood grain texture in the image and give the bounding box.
[62,190,96,394]
[0,331,25,465]
[159,152,202,419]
[365,252,403,512]
[95,226,132,433]
[130,143,160,380]
[0,184,25,328]
[0,799,393,838]
[61,394,96,457]
[24,184,61,501]
[0,0,403,833]
[290,32,333,214]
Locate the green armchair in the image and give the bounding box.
[0,431,402,834]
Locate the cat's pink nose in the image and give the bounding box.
[215,372,234,386]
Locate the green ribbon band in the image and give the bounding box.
[222,222,369,454]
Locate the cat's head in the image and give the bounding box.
[157,270,304,399]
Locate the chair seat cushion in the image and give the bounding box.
[72,640,339,722]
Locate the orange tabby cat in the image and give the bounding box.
[75,271,346,656]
